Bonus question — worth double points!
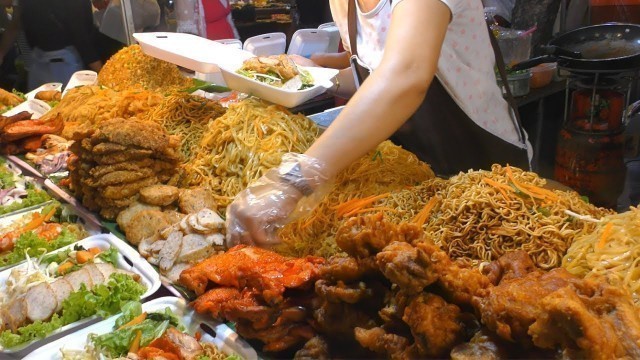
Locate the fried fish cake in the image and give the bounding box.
[89,159,173,178]
[117,201,161,231]
[139,185,180,206]
[101,176,158,200]
[178,187,217,214]
[93,118,170,152]
[84,168,155,187]
[91,142,128,154]
[124,209,171,245]
[94,195,139,209]
[91,149,155,165]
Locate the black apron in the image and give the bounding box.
[347,0,530,177]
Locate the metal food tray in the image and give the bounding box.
[0,202,102,272]
[22,296,258,360]
[0,234,161,356]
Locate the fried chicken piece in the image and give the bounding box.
[20,136,43,152]
[236,320,315,353]
[335,213,422,258]
[354,327,411,358]
[415,241,490,306]
[529,284,640,359]
[0,88,24,106]
[312,300,377,340]
[180,245,324,303]
[140,184,180,206]
[241,55,299,81]
[178,187,218,214]
[92,118,171,152]
[402,293,466,358]
[0,111,31,131]
[482,250,538,285]
[473,268,576,346]
[101,176,158,199]
[315,280,373,304]
[294,336,331,360]
[319,256,379,282]
[376,241,438,294]
[450,329,509,360]
[124,209,171,245]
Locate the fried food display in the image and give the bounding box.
[41,85,163,139]
[34,90,61,102]
[0,88,24,110]
[68,117,181,220]
[180,245,325,352]
[361,164,612,269]
[474,251,640,359]
[97,45,192,92]
[0,112,64,155]
[277,141,434,258]
[181,98,319,207]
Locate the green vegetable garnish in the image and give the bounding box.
[0,274,145,348]
[0,228,78,268]
[0,184,52,216]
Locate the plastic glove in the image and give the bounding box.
[226,153,331,248]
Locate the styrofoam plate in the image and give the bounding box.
[25,83,63,101]
[62,71,97,98]
[219,60,338,108]
[0,234,161,354]
[23,297,258,360]
[287,29,331,58]
[2,99,51,119]
[134,32,254,74]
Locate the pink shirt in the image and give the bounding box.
[329,0,531,150]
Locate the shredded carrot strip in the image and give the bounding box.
[596,222,613,250]
[351,207,399,215]
[506,166,546,200]
[482,178,512,200]
[337,193,391,217]
[412,197,440,226]
[129,330,142,354]
[118,312,147,330]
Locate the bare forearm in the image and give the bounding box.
[306,64,430,177]
[310,51,351,69]
[330,67,356,98]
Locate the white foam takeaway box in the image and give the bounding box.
[287,29,332,57]
[2,99,51,119]
[25,83,63,100]
[62,71,97,97]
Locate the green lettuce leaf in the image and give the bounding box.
[114,301,142,329]
[91,319,171,358]
[0,273,145,349]
[0,166,16,189]
[0,186,52,216]
[0,228,78,267]
[97,246,119,266]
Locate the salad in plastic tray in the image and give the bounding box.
[0,157,52,217]
[0,233,161,354]
[23,296,257,360]
[0,202,100,271]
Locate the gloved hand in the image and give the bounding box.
[225,153,331,248]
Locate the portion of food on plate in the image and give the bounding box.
[0,111,64,155]
[236,54,314,90]
[59,301,240,360]
[25,134,74,175]
[0,242,146,349]
[0,157,52,215]
[0,88,25,112]
[35,90,62,103]
[0,203,88,268]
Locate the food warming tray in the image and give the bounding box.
[22,296,258,360]
[0,234,161,354]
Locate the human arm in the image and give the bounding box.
[226,0,451,246]
[310,51,351,69]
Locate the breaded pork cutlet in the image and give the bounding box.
[83,168,155,187]
[93,118,170,152]
[102,176,159,200]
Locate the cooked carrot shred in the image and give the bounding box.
[118,312,147,330]
[596,222,614,250]
[129,330,142,354]
[412,197,440,226]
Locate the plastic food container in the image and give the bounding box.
[2,99,51,119]
[530,63,557,89]
[0,234,161,354]
[22,296,258,360]
[62,71,97,98]
[497,70,532,97]
[25,83,63,100]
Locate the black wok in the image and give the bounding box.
[511,23,640,72]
